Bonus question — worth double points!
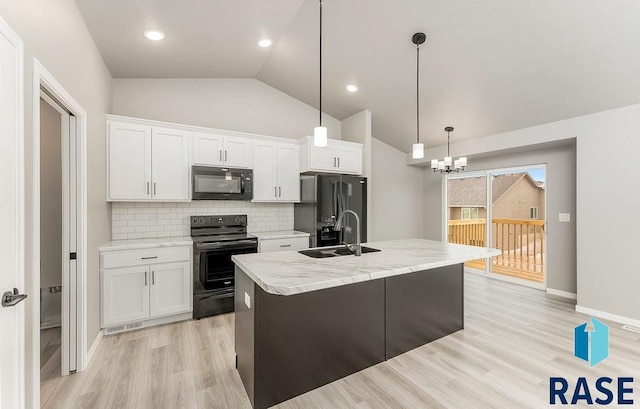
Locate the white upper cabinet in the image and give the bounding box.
[108,120,189,202]
[192,132,253,169]
[108,122,152,200]
[252,140,300,202]
[151,127,190,201]
[299,136,363,175]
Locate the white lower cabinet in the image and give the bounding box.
[259,237,309,253]
[100,246,192,332]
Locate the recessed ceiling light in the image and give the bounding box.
[144,29,165,41]
[258,38,273,48]
[346,84,359,93]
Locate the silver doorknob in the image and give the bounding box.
[2,288,27,308]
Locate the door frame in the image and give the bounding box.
[31,59,88,395]
[442,164,548,290]
[0,14,25,409]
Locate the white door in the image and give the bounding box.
[223,135,252,169]
[0,17,25,409]
[149,262,191,317]
[101,266,150,327]
[151,127,190,201]
[193,132,223,166]
[252,141,279,201]
[277,143,300,202]
[335,144,362,175]
[308,144,337,171]
[108,122,152,200]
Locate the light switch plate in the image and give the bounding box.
[244,292,251,309]
[559,213,571,223]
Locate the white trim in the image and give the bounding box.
[546,288,577,300]
[32,60,89,408]
[86,330,103,366]
[0,15,25,409]
[575,305,640,329]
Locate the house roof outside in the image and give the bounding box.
[448,172,543,208]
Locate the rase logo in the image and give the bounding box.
[549,317,634,405]
[574,317,608,367]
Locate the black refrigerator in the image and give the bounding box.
[294,174,367,248]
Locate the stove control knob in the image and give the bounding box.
[235,216,240,223]
[199,217,205,224]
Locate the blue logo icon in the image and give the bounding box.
[574,317,609,367]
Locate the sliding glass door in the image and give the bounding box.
[445,166,547,288]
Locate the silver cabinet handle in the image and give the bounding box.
[153,183,157,195]
[279,187,281,197]
[219,150,222,162]
[144,271,148,286]
[225,150,228,162]
[280,244,292,248]
[146,182,150,195]
[333,157,336,167]
[337,157,340,167]
[2,288,27,308]
[141,256,158,260]
[275,187,277,197]
[152,271,155,285]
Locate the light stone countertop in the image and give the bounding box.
[250,230,310,240]
[232,239,501,296]
[99,236,193,252]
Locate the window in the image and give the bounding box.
[530,207,539,219]
[461,207,479,220]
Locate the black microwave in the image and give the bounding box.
[192,166,253,200]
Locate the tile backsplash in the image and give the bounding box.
[111,201,294,240]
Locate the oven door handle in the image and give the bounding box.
[195,240,257,251]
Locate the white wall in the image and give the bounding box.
[39,99,62,289]
[370,138,424,241]
[414,103,640,323]
[0,0,113,405]
[112,78,342,140]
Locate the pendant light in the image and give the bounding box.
[430,127,467,173]
[313,0,328,147]
[412,32,426,159]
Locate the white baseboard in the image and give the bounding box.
[546,288,577,300]
[575,305,640,328]
[86,329,103,367]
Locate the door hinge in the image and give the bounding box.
[70,252,77,260]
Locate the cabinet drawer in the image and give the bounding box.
[259,237,309,253]
[102,246,191,269]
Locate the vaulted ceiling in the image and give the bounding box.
[76,0,640,152]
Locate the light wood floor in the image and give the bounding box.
[41,327,62,384]
[41,274,640,409]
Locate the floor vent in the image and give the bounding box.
[622,325,640,334]
[105,321,143,335]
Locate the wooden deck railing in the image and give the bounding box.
[448,218,545,282]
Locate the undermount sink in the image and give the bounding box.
[298,245,381,258]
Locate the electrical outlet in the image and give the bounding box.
[153,214,161,222]
[559,213,571,223]
[244,292,251,309]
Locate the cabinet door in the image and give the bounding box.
[102,266,150,327]
[151,127,190,201]
[277,143,300,202]
[308,144,337,171]
[223,135,253,169]
[193,132,224,166]
[252,140,279,201]
[335,144,363,174]
[149,261,191,318]
[108,122,152,201]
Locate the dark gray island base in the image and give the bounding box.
[234,263,463,409]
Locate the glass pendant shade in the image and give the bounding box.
[412,143,424,159]
[314,126,328,147]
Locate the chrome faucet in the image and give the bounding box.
[334,210,362,256]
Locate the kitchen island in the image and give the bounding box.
[232,239,500,409]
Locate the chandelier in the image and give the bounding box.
[430,127,467,173]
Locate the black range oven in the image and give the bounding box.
[192,215,257,319]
